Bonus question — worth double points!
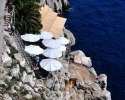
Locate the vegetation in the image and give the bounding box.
[8,0,42,34]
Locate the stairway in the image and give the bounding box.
[12,29,33,69]
[4,12,11,31]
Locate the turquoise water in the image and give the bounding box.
[63,0,125,99]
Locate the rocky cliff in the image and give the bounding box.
[0,0,111,100]
[40,0,70,15]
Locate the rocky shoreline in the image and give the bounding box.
[0,0,111,100]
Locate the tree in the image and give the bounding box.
[9,0,42,34]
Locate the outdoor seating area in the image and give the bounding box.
[21,31,70,79]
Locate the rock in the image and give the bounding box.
[40,0,70,15]
[10,64,20,78]
[32,93,41,100]
[35,80,44,87]
[84,94,93,100]
[11,86,17,93]
[98,74,107,90]
[93,90,102,98]
[23,84,33,91]
[4,75,12,81]
[46,78,54,89]
[2,52,12,66]
[3,31,11,38]
[54,90,63,98]
[92,83,101,91]
[3,94,12,100]
[20,58,26,67]
[14,84,20,90]
[18,82,23,87]
[21,71,27,82]
[11,42,18,51]
[25,66,32,73]
[89,67,97,78]
[14,53,22,62]
[101,90,111,100]
[0,80,6,86]
[54,82,60,91]
[93,90,111,100]
[5,45,10,54]
[24,94,32,99]
[76,89,85,100]
[63,28,75,46]
[0,67,5,80]
[81,57,92,67]
[24,74,35,87]
[70,50,86,57]
[34,88,38,92]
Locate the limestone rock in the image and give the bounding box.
[63,28,75,46]
[4,75,12,81]
[98,74,107,90]
[14,53,22,62]
[101,90,111,100]
[40,0,70,14]
[11,42,18,51]
[92,83,101,91]
[21,71,27,82]
[46,78,54,89]
[20,58,26,67]
[11,86,17,93]
[89,67,97,78]
[54,82,60,91]
[23,84,33,91]
[2,52,12,66]
[3,94,12,100]
[3,31,11,38]
[5,45,10,54]
[24,74,35,87]
[24,94,32,99]
[10,64,20,78]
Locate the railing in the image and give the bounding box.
[13,29,33,69]
[4,5,33,69]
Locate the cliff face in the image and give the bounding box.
[0,0,6,59]
[40,0,70,15]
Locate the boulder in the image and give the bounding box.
[89,68,97,78]
[101,90,111,100]
[11,86,17,93]
[63,28,75,46]
[46,78,54,89]
[92,82,101,91]
[10,64,20,78]
[5,45,11,54]
[54,82,60,91]
[23,84,33,91]
[24,94,32,99]
[40,0,70,14]
[24,74,35,87]
[21,71,27,82]
[2,52,12,66]
[20,58,26,67]
[98,74,107,90]
[14,53,22,62]
[3,94,12,100]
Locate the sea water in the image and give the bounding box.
[63,0,125,100]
